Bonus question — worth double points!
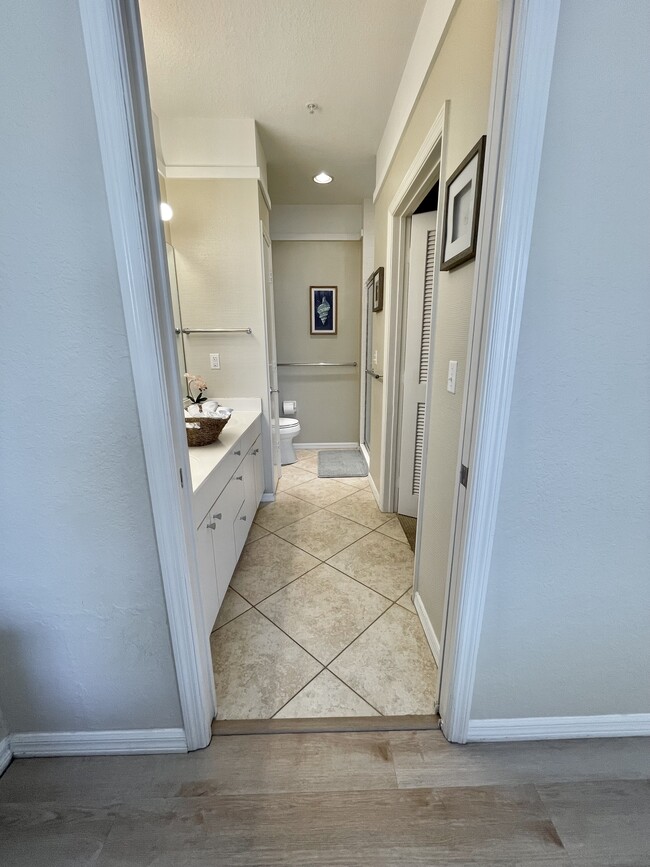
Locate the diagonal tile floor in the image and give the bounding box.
[210,450,438,720]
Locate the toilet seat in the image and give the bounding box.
[279,417,300,430]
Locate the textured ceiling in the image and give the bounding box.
[139,0,426,204]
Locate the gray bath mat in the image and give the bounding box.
[318,449,368,478]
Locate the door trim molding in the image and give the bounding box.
[78,0,215,750]
[380,101,448,516]
[0,736,12,777]
[438,0,561,743]
[467,714,650,742]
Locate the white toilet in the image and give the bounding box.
[279,417,301,465]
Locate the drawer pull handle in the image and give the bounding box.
[235,475,243,481]
[213,513,222,520]
[207,522,216,530]
[234,450,241,456]
[240,515,247,522]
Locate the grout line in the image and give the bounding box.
[325,669,385,717]
[325,602,400,670]
[254,606,328,670]
[269,667,325,719]
[322,560,405,607]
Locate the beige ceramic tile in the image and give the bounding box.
[396,589,416,613]
[212,588,251,631]
[276,466,316,493]
[294,449,317,460]
[253,492,320,532]
[275,509,371,560]
[292,456,320,474]
[258,563,391,664]
[245,522,269,544]
[288,477,357,507]
[230,534,319,605]
[335,475,371,490]
[326,489,392,529]
[211,609,322,719]
[329,605,438,715]
[327,532,414,600]
[274,670,379,718]
[376,515,409,545]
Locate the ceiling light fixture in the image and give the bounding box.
[313,171,333,185]
[160,202,173,221]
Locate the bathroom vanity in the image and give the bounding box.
[188,399,264,635]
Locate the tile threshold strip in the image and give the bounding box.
[213,714,440,737]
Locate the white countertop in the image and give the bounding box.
[188,409,261,493]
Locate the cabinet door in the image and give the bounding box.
[197,513,219,636]
[210,477,243,606]
[251,439,264,505]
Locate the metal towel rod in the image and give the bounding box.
[175,327,252,335]
[277,361,358,368]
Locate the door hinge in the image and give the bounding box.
[179,467,184,488]
[460,464,469,488]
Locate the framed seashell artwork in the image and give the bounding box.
[309,285,337,335]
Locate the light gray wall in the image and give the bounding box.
[273,241,362,444]
[471,0,650,720]
[0,0,182,733]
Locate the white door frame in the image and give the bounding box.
[80,0,560,749]
[380,0,561,741]
[79,0,215,750]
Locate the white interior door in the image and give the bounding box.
[261,225,281,490]
[397,211,438,517]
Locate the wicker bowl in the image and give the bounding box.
[185,414,230,447]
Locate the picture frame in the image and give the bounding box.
[440,135,487,271]
[309,286,337,335]
[371,266,384,312]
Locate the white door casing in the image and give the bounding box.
[398,211,438,517]
[261,225,281,490]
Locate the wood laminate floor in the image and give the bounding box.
[1,730,648,865]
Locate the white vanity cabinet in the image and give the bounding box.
[190,409,264,635]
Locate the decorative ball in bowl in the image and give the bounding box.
[185,414,230,447]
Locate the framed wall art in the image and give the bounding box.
[440,135,487,271]
[309,286,337,335]
[371,266,384,312]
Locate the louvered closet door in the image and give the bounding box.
[397,211,438,517]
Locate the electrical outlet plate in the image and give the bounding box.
[209,353,221,370]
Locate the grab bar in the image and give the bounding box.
[277,362,358,367]
[175,327,252,335]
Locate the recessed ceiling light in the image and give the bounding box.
[160,202,173,221]
[313,171,333,185]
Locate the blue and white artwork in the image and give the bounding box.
[310,286,337,335]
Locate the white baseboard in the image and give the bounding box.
[260,492,276,503]
[10,727,187,757]
[295,442,360,450]
[0,736,12,776]
[466,714,650,742]
[367,472,381,507]
[414,592,441,665]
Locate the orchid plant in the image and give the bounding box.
[184,373,208,408]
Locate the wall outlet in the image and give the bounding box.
[447,360,458,394]
[209,353,221,370]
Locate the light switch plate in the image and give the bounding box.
[372,350,378,367]
[210,353,221,370]
[447,360,458,393]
